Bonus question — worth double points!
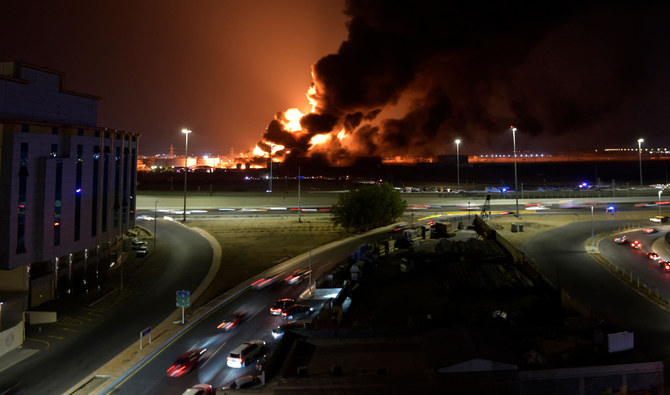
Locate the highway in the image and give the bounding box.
[105,229,389,394]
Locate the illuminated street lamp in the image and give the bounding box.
[455,139,461,192]
[637,138,644,187]
[511,126,520,218]
[182,128,192,222]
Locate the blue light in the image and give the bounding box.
[75,188,81,193]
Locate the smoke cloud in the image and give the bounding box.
[258,0,670,164]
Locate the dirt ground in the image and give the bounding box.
[186,215,346,309]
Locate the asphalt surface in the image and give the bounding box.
[0,219,212,394]
[523,220,670,377]
[103,227,395,394]
[1,192,667,394]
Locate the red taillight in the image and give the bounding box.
[251,278,264,286]
[259,278,273,287]
[284,275,294,282]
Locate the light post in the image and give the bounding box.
[308,221,312,291]
[591,205,594,251]
[268,143,273,193]
[511,126,520,218]
[181,128,191,222]
[455,139,461,192]
[154,200,158,253]
[298,166,302,223]
[637,138,644,187]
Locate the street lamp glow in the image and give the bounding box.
[510,126,519,218]
[637,138,644,187]
[182,129,192,222]
[454,139,461,192]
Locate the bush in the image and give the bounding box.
[331,183,406,232]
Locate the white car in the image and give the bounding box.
[226,340,265,368]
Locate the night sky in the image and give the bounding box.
[2,0,670,160]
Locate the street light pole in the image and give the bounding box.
[637,138,644,187]
[268,143,273,193]
[308,221,312,291]
[154,200,158,253]
[591,205,595,252]
[455,139,461,192]
[298,166,302,223]
[511,126,519,218]
[182,128,192,222]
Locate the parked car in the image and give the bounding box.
[282,304,313,321]
[613,235,627,244]
[132,243,148,250]
[167,348,207,377]
[272,322,309,340]
[135,249,148,258]
[221,375,262,390]
[217,311,247,331]
[132,238,148,246]
[284,269,311,285]
[182,384,215,395]
[269,298,296,315]
[226,340,265,368]
[630,240,642,249]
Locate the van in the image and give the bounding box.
[226,340,265,368]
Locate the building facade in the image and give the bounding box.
[0,62,139,313]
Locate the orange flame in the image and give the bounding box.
[282,108,304,132]
[309,133,330,146]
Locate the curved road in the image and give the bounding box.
[0,219,212,394]
[523,220,670,372]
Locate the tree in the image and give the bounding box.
[331,182,406,232]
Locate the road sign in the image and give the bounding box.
[176,290,190,307]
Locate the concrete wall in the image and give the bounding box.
[0,320,24,358]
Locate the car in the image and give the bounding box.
[630,240,642,249]
[251,273,281,289]
[167,348,207,377]
[647,252,660,261]
[132,243,148,250]
[659,260,670,271]
[226,340,265,368]
[613,235,627,244]
[281,304,313,320]
[269,298,296,315]
[650,215,669,223]
[643,227,658,234]
[605,205,617,212]
[271,322,309,340]
[132,238,148,246]
[135,249,147,258]
[217,311,247,331]
[284,269,311,285]
[221,374,262,390]
[182,384,215,395]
